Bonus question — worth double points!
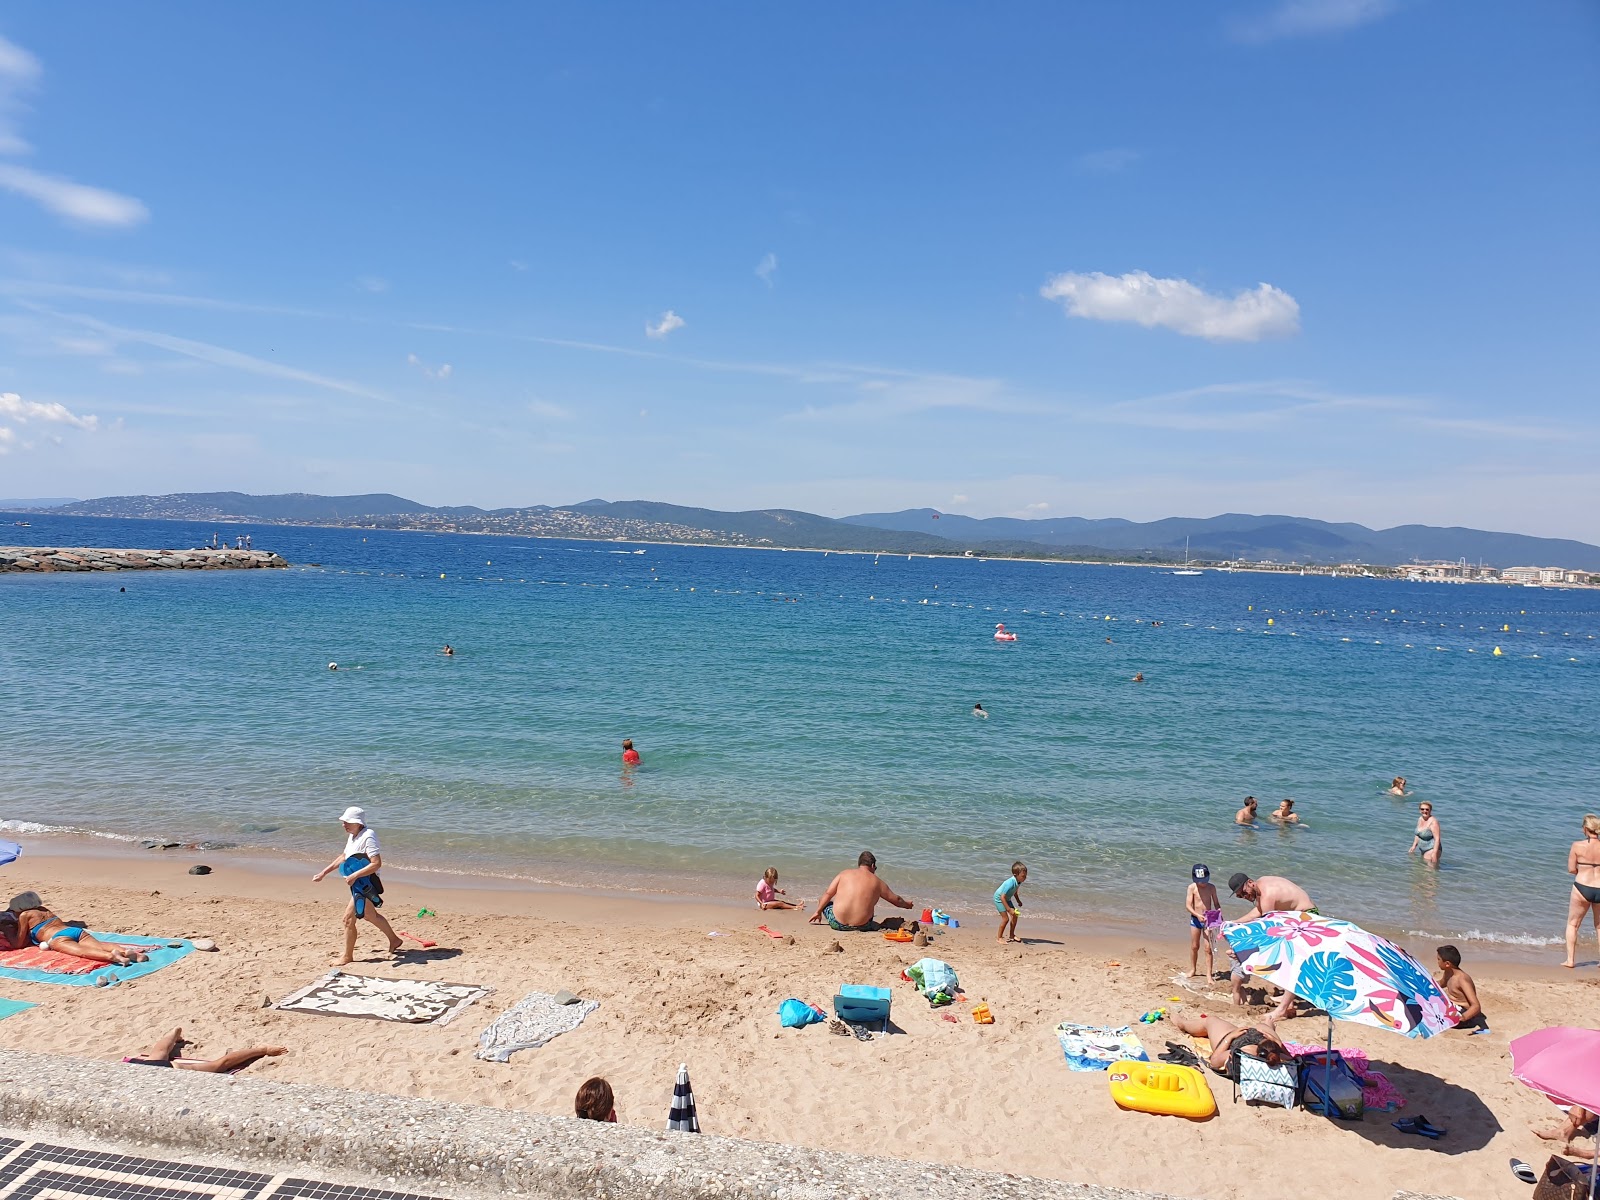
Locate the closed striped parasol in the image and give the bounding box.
[667,1062,699,1133]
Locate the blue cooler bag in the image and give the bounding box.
[1299,1049,1365,1120]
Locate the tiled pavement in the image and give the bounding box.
[0,1137,452,1200]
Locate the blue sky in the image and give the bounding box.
[0,1,1596,539]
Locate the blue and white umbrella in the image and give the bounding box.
[0,841,19,868]
[667,1062,699,1133]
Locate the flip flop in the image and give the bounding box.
[1393,1117,1444,1140]
[756,925,785,939]
[1510,1158,1537,1184]
[1413,1115,1448,1139]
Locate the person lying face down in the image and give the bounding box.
[10,892,149,966]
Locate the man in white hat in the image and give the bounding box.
[313,806,403,964]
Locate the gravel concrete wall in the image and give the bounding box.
[0,1050,1458,1200]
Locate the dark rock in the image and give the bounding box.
[188,865,212,876]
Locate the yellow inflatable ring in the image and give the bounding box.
[1107,1059,1216,1119]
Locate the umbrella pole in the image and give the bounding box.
[1325,1014,1334,1114]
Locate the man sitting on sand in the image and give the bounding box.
[1436,945,1488,1032]
[122,1027,286,1074]
[809,851,913,932]
[10,892,148,966]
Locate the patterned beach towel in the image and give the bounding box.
[276,970,491,1025]
[476,990,599,1062]
[1056,1022,1149,1071]
[0,934,193,987]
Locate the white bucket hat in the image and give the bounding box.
[339,806,367,826]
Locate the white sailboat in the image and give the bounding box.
[1173,536,1203,576]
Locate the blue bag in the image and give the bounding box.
[778,998,824,1028]
[1299,1049,1365,1120]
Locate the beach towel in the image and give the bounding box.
[0,998,36,1020]
[475,990,599,1062]
[276,970,491,1025]
[0,934,193,987]
[1055,1022,1149,1071]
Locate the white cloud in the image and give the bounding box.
[1232,0,1396,44]
[406,353,452,381]
[356,276,389,294]
[951,494,969,505]
[0,391,99,430]
[755,252,778,286]
[645,310,685,340]
[1040,270,1301,342]
[0,163,148,228]
[527,399,573,421]
[0,36,148,228]
[0,425,12,449]
[1075,148,1141,175]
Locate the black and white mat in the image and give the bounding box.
[0,1137,451,1200]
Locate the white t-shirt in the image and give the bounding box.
[344,827,380,862]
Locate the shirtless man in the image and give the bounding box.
[1228,872,1318,1020]
[1436,945,1487,1031]
[808,851,913,932]
[1235,797,1259,826]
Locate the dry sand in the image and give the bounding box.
[2,841,1597,1200]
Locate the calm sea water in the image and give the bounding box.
[3,512,1597,950]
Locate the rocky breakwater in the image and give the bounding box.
[0,546,288,573]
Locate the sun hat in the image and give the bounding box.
[1192,864,1210,882]
[1228,872,1251,896]
[7,890,42,913]
[339,806,367,826]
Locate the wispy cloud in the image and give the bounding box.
[645,310,686,340]
[1040,270,1301,342]
[1231,0,1396,44]
[755,252,778,286]
[406,352,452,381]
[0,389,99,452]
[527,399,573,421]
[1074,148,1141,175]
[0,35,148,228]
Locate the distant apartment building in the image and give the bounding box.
[1500,566,1593,585]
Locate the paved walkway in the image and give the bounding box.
[0,1133,450,1200]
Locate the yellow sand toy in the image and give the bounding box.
[1107,1059,1216,1119]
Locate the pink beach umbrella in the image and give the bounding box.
[1510,1027,1600,1199]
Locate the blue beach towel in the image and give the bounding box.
[1055,1021,1150,1071]
[0,998,37,1019]
[0,933,194,987]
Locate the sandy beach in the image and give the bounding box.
[0,840,1594,1200]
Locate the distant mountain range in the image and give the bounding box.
[11,491,1598,569]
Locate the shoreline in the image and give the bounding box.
[0,846,1590,1200]
[9,831,1574,970]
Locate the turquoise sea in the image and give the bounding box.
[3,512,1597,952]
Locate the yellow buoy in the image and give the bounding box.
[1248,605,1253,611]
[1493,646,1503,656]
[1267,618,1274,626]
[439,573,446,579]
[1503,624,1510,631]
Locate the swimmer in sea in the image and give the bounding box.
[1235,796,1258,826]
[1132,672,1144,683]
[328,662,338,671]
[972,703,988,719]
[442,644,454,656]
[1387,776,1409,796]
[621,738,641,766]
[1269,798,1303,826]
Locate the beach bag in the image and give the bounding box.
[777,999,825,1028]
[908,957,958,998]
[1233,1050,1299,1108]
[1299,1050,1365,1121]
[0,911,17,951]
[1533,1156,1594,1200]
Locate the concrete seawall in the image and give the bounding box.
[0,546,288,573]
[0,1050,1458,1200]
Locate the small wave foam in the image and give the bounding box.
[1406,927,1562,947]
[0,819,143,842]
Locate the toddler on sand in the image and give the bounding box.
[994,861,1027,942]
[1186,864,1222,979]
[755,867,801,911]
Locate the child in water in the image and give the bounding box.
[994,861,1026,943]
[755,867,801,910]
[621,739,641,766]
[1186,864,1222,979]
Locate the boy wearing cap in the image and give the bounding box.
[313,806,403,965]
[1185,865,1222,979]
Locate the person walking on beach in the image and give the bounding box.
[1235,797,1258,826]
[809,851,913,931]
[1563,813,1600,969]
[621,739,641,766]
[1409,802,1442,866]
[1185,865,1221,979]
[994,861,1026,943]
[312,806,402,965]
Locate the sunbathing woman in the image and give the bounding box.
[123,1027,286,1073]
[14,902,148,966]
[1172,1011,1291,1075]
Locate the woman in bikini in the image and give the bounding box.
[1564,813,1600,969]
[14,901,148,966]
[1171,1011,1291,1076]
[1409,802,1442,867]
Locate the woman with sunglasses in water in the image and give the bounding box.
[1409,801,1442,867]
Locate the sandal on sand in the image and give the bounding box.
[1393,1116,1446,1140]
[1510,1158,1537,1184]
[828,1019,850,1037]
